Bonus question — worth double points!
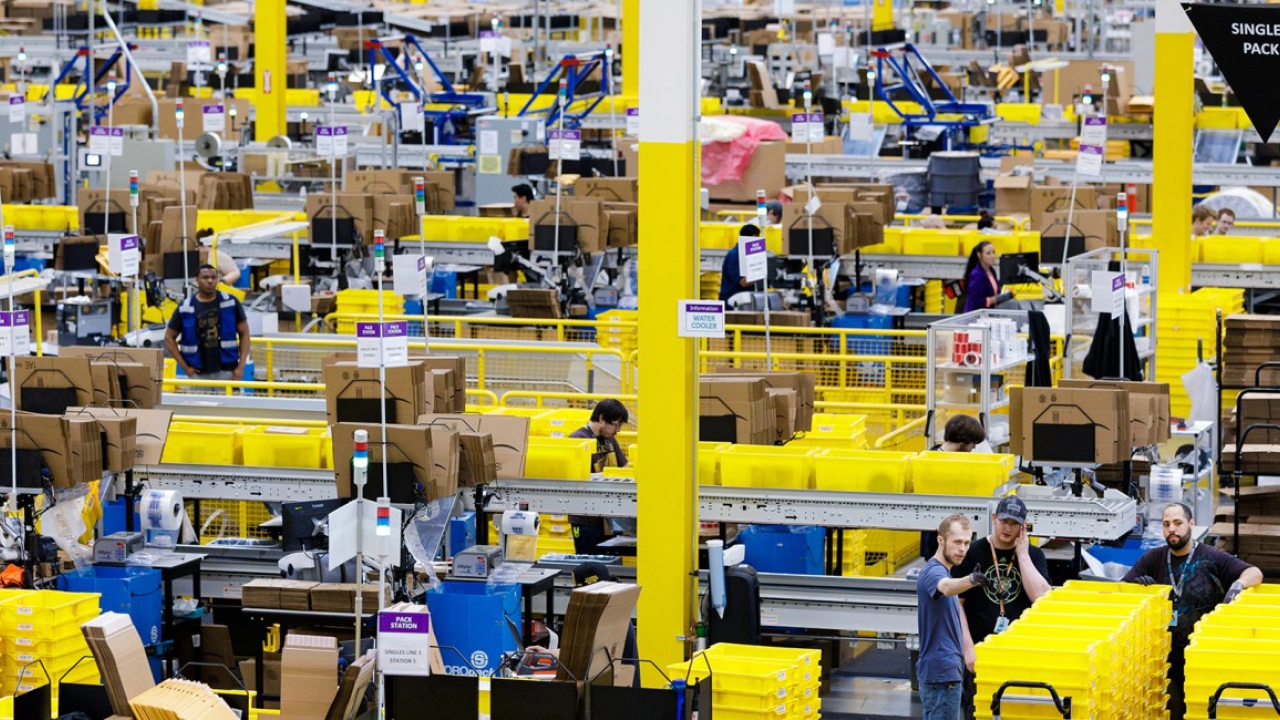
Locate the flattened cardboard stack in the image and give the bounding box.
[457,432,498,486]
[1009,387,1131,464]
[528,197,608,254]
[1222,314,1280,388]
[322,362,428,425]
[712,370,817,434]
[418,413,529,479]
[331,423,436,499]
[1057,380,1171,448]
[308,583,380,614]
[127,679,239,720]
[241,579,318,610]
[60,346,165,410]
[327,650,377,720]
[699,376,775,445]
[13,355,95,414]
[556,582,642,687]
[0,411,103,489]
[506,288,562,319]
[82,612,157,717]
[281,634,339,720]
[1211,486,1280,573]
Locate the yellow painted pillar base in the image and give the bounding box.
[872,0,895,32]
[254,0,288,141]
[1152,0,1194,293]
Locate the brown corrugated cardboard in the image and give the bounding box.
[1058,380,1171,445]
[768,389,797,441]
[1042,209,1118,250]
[604,202,638,247]
[506,288,563,319]
[1011,387,1129,464]
[576,177,637,203]
[781,201,848,255]
[307,193,376,242]
[67,408,137,472]
[705,141,785,202]
[328,650,376,720]
[699,376,774,445]
[13,355,94,413]
[994,174,1033,216]
[556,582,642,687]
[82,612,157,717]
[323,361,426,426]
[59,347,165,409]
[281,633,339,720]
[332,423,436,500]
[457,432,498,486]
[240,653,282,708]
[418,414,529,479]
[711,370,816,432]
[528,197,607,253]
[1030,186,1097,232]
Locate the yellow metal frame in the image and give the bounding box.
[254,0,288,140]
[1152,0,1194,292]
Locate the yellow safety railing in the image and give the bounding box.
[1130,217,1280,230]
[468,388,500,407]
[163,378,326,395]
[897,214,1031,231]
[874,415,929,452]
[319,312,639,345]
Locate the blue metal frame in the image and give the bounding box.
[45,46,133,122]
[872,43,995,150]
[365,36,493,144]
[516,50,612,129]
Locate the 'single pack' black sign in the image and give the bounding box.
[1184,3,1280,142]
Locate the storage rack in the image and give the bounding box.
[1062,246,1158,380]
[925,308,1039,449]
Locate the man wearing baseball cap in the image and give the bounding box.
[951,496,1052,720]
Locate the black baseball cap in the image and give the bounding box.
[573,561,613,588]
[996,496,1028,525]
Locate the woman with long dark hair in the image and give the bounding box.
[961,241,1012,312]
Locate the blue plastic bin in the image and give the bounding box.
[425,580,521,676]
[736,525,825,575]
[58,564,164,647]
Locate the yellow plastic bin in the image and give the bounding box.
[524,437,594,480]
[161,422,245,465]
[538,409,592,438]
[242,426,329,469]
[0,591,100,641]
[485,407,554,435]
[698,442,730,485]
[911,452,1015,496]
[719,446,817,489]
[814,450,913,493]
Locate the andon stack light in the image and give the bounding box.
[129,171,139,207]
[414,177,426,215]
[756,189,767,222]
[376,499,391,536]
[373,229,386,273]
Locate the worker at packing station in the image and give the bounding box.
[1123,502,1262,720]
[164,264,251,380]
[1191,204,1216,238]
[921,415,989,559]
[720,224,761,303]
[952,496,1051,720]
[1215,207,1236,235]
[962,240,1013,313]
[570,399,631,554]
[917,514,990,720]
[512,183,535,218]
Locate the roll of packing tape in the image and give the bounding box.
[963,351,981,367]
[501,510,540,536]
[142,489,184,531]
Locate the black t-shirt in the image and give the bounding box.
[1122,543,1254,646]
[167,294,247,373]
[952,536,1050,644]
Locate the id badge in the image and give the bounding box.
[1168,611,1178,631]
[993,616,1010,634]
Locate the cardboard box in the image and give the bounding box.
[281,633,339,720]
[323,361,426,426]
[1041,209,1118,250]
[712,370,816,432]
[13,355,94,414]
[418,414,529,479]
[66,407,137,472]
[157,97,250,142]
[557,582,642,687]
[781,201,848,255]
[576,177,638,203]
[1030,186,1097,232]
[60,347,165,410]
[768,388,797,441]
[78,189,137,234]
[1010,387,1129,464]
[81,612,157,717]
[1058,380,1171,446]
[457,432,498,486]
[240,653,283,708]
[995,174,1034,216]
[705,141,785,203]
[604,202,638,248]
[528,197,607,254]
[698,376,775,445]
[427,368,457,414]
[506,288,563,319]
[307,193,376,243]
[332,422,437,500]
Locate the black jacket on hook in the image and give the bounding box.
[1082,310,1143,382]
[1024,310,1053,387]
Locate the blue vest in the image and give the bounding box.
[176,291,240,373]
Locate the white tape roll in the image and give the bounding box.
[500,510,540,537]
[963,351,981,367]
[142,490,184,531]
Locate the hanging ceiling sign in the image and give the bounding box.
[1184,3,1280,142]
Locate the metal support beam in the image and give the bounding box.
[1153,0,1194,292]
[622,0,639,99]
[637,0,699,686]
[255,0,288,141]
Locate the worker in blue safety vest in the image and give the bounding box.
[164,264,251,380]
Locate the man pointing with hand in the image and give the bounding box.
[917,514,990,720]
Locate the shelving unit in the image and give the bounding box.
[925,309,1042,448]
[1062,247,1159,380]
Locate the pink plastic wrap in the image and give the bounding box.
[700,116,788,186]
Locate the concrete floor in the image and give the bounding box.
[822,645,923,720]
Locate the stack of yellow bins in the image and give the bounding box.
[1186,585,1280,720]
[975,581,1171,720]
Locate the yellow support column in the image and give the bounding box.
[622,0,639,99]
[1152,0,1194,292]
[637,0,698,687]
[254,0,288,141]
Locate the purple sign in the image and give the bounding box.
[8,98,22,107]
[120,235,140,251]
[1080,145,1104,155]
[1112,275,1125,292]
[379,611,430,634]
[743,238,766,255]
[356,322,381,338]
[682,303,724,314]
[548,129,581,141]
[89,127,109,138]
[0,311,29,327]
[317,127,332,137]
[356,321,408,338]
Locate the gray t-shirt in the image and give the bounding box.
[569,426,628,472]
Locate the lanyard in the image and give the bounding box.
[1167,542,1198,600]
[989,543,1008,617]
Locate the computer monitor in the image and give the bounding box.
[57,240,100,272]
[281,498,349,552]
[999,252,1041,284]
[83,212,126,235]
[1040,234,1087,263]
